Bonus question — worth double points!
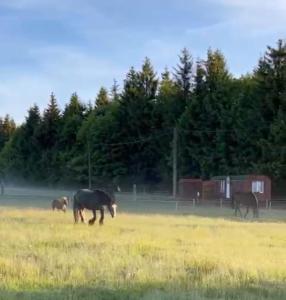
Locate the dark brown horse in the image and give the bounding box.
[233,192,259,218]
[73,189,117,225]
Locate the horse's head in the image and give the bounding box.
[108,199,117,218]
[61,196,69,205]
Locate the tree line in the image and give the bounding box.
[0,40,286,189]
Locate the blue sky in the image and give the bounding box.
[0,0,285,123]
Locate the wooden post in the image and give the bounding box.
[220,198,223,208]
[133,184,137,201]
[88,141,91,189]
[192,198,195,208]
[0,179,4,196]
[172,127,178,200]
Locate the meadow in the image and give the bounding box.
[0,189,286,299]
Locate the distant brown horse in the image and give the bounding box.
[51,197,69,212]
[233,192,259,218]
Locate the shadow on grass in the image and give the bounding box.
[1,281,286,300]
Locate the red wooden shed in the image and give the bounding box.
[211,175,271,205]
[179,175,271,206]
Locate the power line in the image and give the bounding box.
[90,128,172,147]
[177,126,273,134]
[86,125,286,148]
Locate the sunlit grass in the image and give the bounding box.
[0,206,286,299]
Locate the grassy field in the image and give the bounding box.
[0,192,286,299]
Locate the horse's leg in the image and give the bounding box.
[254,207,259,218]
[238,205,243,218]
[79,209,86,223]
[244,206,249,218]
[234,202,238,216]
[99,208,104,225]
[89,210,96,225]
[73,208,79,224]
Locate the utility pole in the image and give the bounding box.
[173,127,178,199]
[88,141,91,189]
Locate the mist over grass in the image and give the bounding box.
[0,201,285,299]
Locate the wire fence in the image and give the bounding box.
[0,186,286,212]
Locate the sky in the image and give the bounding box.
[0,0,285,123]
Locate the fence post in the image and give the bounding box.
[192,198,195,208]
[0,180,4,196]
[175,201,178,211]
[220,198,223,208]
[133,184,137,202]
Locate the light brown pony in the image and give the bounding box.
[51,196,69,212]
[233,192,259,218]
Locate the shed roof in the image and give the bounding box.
[211,175,248,181]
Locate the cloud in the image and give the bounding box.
[212,0,286,35]
[0,46,126,123]
[0,0,284,122]
[216,0,286,10]
[0,0,88,12]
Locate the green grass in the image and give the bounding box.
[0,201,286,299]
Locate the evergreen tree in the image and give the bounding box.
[180,49,233,178]
[95,87,109,108]
[37,93,62,182]
[174,48,193,100]
[77,101,125,186]
[0,115,16,151]
[255,40,286,177]
[0,106,41,181]
[230,76,264,174]
[155,68,179,181]
[57,93,87,184]
[110,79,120,102]
[39,93,61,149]
[117,59,161,185]
[255,39,286,123]
[61,93,86,146]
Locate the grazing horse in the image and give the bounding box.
[73,189,117,225]
[52,196,69,212]
[233,192,259,218]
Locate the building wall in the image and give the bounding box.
[245,175,271,203]
[179,179,203,200]
[202,181,220,200]
[179,175,271,202]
